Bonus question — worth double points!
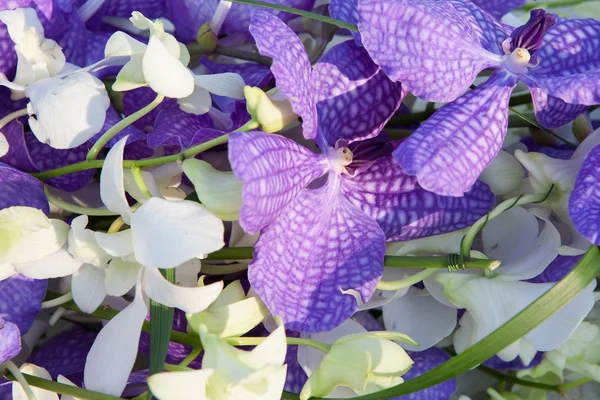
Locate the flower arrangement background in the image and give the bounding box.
[0,0,600,399]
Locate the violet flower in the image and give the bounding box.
[358,0,600,196]
[229,11,494,333]
[569,143,600,245]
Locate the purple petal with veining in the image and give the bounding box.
[165,0,216,42]
[313,39,404,147]
[25,131,95,191]
[249,178,386,332]
[341,155,495,241]
[329,0,362,45]
[484,352,544,370]
[527,18,600,106]
[229,131,327,234]
[249,11,317,140]
[284,331,308,394]
[102,0,166,18]
[149,106,224,149]
[569,144,600,245]
[470,0,525,19]
[358,0,507,102]
[527,255,581,283]
[29,327,97,378]
[122,370,150,398]
[201,59,274,88]
[393,71,516,196]
[398,348,455,400]
[353,310,382,331]
[0,274,47,333]
[123,87,177,130]
[0,161,49,214]
[0,319,20,364]
[530,87,589,129]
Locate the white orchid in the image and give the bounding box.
[0,8,110,149]
[79,135,228,396]
[297,318,413,399]
[0,206,80,281]
[148,321,288,400]
[105,11,245,113]
[437,207,595,366]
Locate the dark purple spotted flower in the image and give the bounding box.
[358,0,600,196]
[569,144,600,245]
[229,11,494,333]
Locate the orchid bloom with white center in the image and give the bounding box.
[148,321,288,400]
[298,319,413,399]
[0,206,81,281]
[186,280,269,338]
[82,135,227,396]
[0,8,110,149]
[437,207,595,366]
[105,11,245,110]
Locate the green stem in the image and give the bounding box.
[3,371,126,400]
[87,93,165,161]
[3,361,37,400]
[559,377,591,392]
[226,337,332,353]
[508,107,578,148]
[179,347,202,367]
[44,187,119,216]
[201,263,249,274]
[214,44,272,66]
[205,247,500,270]
[377,268,438,291]
[475,362,563,393]
[227,0,358,31]
[131,166,152,199]
[520,0,599,11]
[32,134,230,181]
[460,186,555,259]
[149,269,176,394]
[40,291,73,309]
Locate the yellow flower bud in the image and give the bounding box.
[244,86,298,133]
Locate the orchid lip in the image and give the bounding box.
[327,145,353,175]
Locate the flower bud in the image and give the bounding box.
[196,22,218,54]
[244,86,298,133]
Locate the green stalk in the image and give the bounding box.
[508,107,578,147]
[44,187,119,216]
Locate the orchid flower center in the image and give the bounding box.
[502,47,532,75]
[327,146,353,175]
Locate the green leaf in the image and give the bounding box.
[317,245,600,400]
[148,268,176,399]
[227,0,358,32]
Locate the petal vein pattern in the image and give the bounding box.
[569,144,600,245]
[249,179,386,332]
[229,131,327,234]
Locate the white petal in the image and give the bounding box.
[15,244,82,279]
[0,8,44,43]
[131,198,224,269]
[112,54,147,92]
[148,369,213,400]
[194,73,245,99]
[0,263,16,280]
[123,169,163,202]
[478,150,524,195]
[386,229,465,256]
[84,274,147,396]
[72,264,108,313]
[12,363,59,400]
[182,159,243,221]
[9,219,70,265]
[104,31,146,58]
[56,376,81,400]
[95,229,134,257]
[383,287,457,351]
[245,322,287,368]
[177,87,212,115]
[68,215,111,267]
[100,136,133,223]
[105,258,141,296]
[174,258,201,287]
[229,365,287,400]
[26,72,109,149]
[0,132,9,158]
[144,267,222,313]
[142,35,194,98]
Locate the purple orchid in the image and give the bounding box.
[357,0,600,196]
[229,11,495,333]
[569,144,600,245]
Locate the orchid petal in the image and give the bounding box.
[68,215,111,267]
[100,136,132,223]
[249,11,317,139]
[16,244,82,279]
[131,198,224,269]
[393,71,516,196]
[26,72,110,149]
[341,155,495,241]
[143,35,195,99]
[84,275,147,396]
[104,31,146,58]
[569,144,600,245]
[531,87,589,129]
[194,73,245,99]
[71,264,107,314]
[94,230,134,258]
[0,319,20,364]
[0,274,47,333]
[358,0,507,101]
[144,267,223,313]
[470,0,525,19]
[478,149,525,195]
[249,179,385,332]
[12,364,58,400]
[104,258,140,297]
[177,87,212,115]
[148,369,213,400]
[0,162,49,214]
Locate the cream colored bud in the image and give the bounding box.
[479,150,525,195]
[244,86,298,133]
